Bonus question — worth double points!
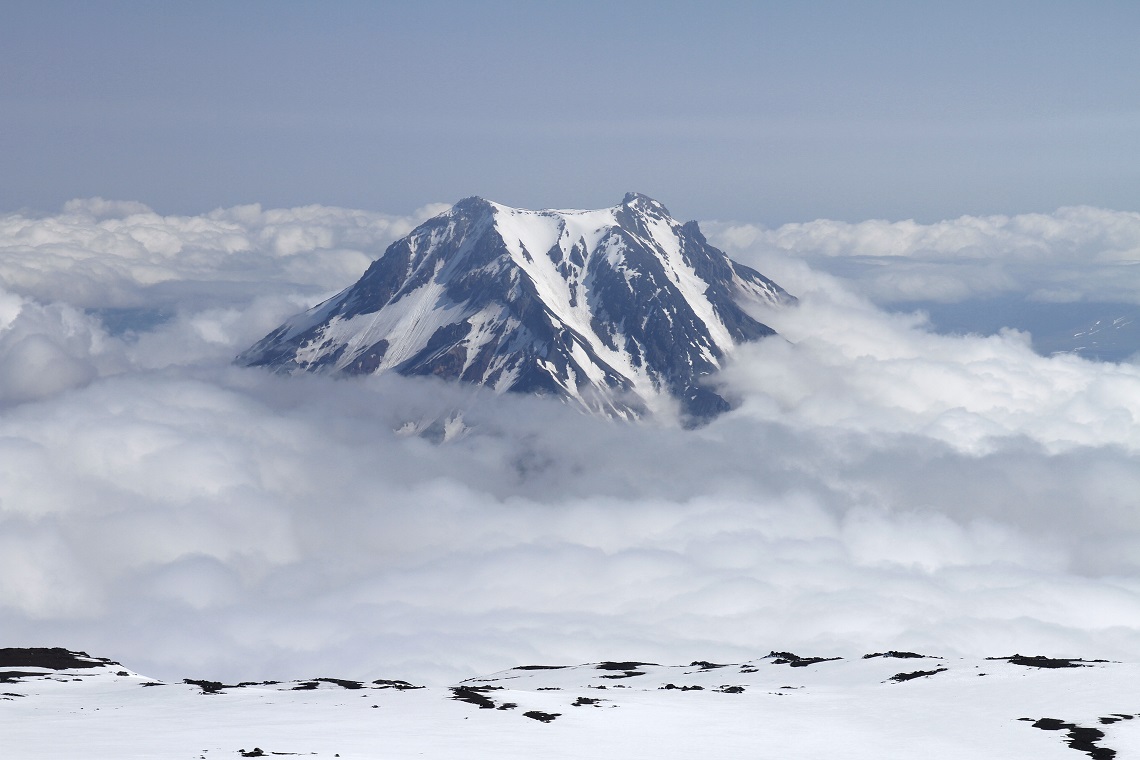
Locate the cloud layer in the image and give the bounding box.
[3,200,1140,685]
[707,206,1140,304]
[0,198,447,309]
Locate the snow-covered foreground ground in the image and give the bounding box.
[3,649,1138,759]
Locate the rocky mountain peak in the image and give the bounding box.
[239,195,794,423]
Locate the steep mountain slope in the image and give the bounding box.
[240,193,793,421]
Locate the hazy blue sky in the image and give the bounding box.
[3,1,1138,222]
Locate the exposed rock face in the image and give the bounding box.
[240,193,793,421]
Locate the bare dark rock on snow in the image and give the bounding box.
[1030,718,1117,759]
[714,685,746,693]
[313,677,364,689]
[450,686,499,709]
[0,647,118,670]
[0,671,46,683]
[991,655,1109,669]
[596,661,657,670]
[372,679,421,690]
[184,679,233,694]
[889,668,948,683]
[238,749,310,757]
[767,651,842,667]
[523,710,561,723]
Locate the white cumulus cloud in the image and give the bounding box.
[0,198,449,310]
[707,206,1140,304]
[2,199,1140,688]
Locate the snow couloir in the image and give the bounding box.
[239,193,794,422]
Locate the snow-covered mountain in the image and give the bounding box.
[5,647,1138,759]
[240,193,793,422]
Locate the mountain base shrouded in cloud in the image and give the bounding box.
[240,193,793,423]
[3,200,1140,692]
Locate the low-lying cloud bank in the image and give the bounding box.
[2,200,1140,685]
[0,197,447,310]
[707,206,1140,304]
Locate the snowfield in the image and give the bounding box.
[3,648,1137,759]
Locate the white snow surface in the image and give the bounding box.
[4,654,1139,759]
[489,201,661,402]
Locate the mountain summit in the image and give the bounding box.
[240,194,793,421]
